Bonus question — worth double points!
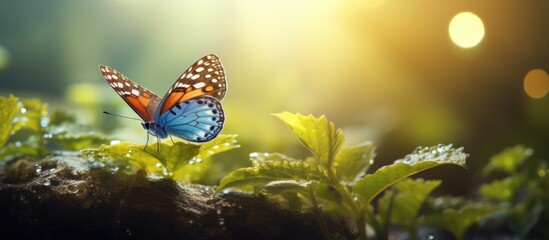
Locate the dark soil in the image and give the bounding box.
[0,157,352,240]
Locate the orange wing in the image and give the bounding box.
[99,65,161,122]
[157,54,227,116]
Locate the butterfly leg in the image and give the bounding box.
[143,132,150,151]
[156,135,161,151]
[169,135,176,144]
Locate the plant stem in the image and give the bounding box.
[308,187,330,239]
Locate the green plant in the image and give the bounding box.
[478,145,548,239]
[0,94,110,161]
[84,134,239,182]
[217,112,469,239]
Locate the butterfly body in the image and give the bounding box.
[100,54,226,143]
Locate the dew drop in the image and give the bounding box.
[20,107,27,113]
[424,233,437,240]
[67,184,79,194]
[40,117,49,127]
[35,164,42,174]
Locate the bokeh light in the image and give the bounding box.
[449,12,485,48]
[523,69,549,99]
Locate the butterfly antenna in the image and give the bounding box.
[102,110,142,121]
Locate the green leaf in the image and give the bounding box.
[479,176,523,201]
[19,98,48,132]
[274,112,344,169]
[86,134,238,180]
[86,141,199,177]
[174,134,240,182]
[196,134,240,160]
[334,142,376,184]
[378,178,441,232]
[508,198,544,238]
[0,141,41,159]
[0,94,22,148]
[483,145,532,175]
[353,144,467,204]
[217,154,330,192]
[52,133,111,151]
[419,203,501,240]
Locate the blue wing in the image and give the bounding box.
[156,96,224,142]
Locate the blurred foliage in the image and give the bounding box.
[419,198,501,240]
[217,112,468,239]
[479,145,548,239]
[0,94,111,161]
[377,179,441,238]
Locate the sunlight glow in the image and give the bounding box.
[449,12,485,48]
[523,69,549,99]
[357,0,387,8]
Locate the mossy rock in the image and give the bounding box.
[0,157,352,240]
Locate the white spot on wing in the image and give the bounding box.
[131,89,140,96]
[196,67,204,72]
[112,75,118,80]
[191,74,200,80]
[194,82,206,88]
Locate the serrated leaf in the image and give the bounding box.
[419,203,501,240]
[334,142,376,184]
[217,156,330,192]
[378,178,441,232]
[0,94,22,149]
[87,141,199,177]
[479,176,523,201]
[353,144,467,204]
[86,135,238,181]
[274,112,344,169]
[483,145,532,175]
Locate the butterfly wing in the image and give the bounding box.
[99,65,162,122]
[157,96,224,142]
[155,54,227,119]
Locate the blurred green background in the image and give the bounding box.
[1,0,548,194]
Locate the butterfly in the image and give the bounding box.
[99,54,226,144]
